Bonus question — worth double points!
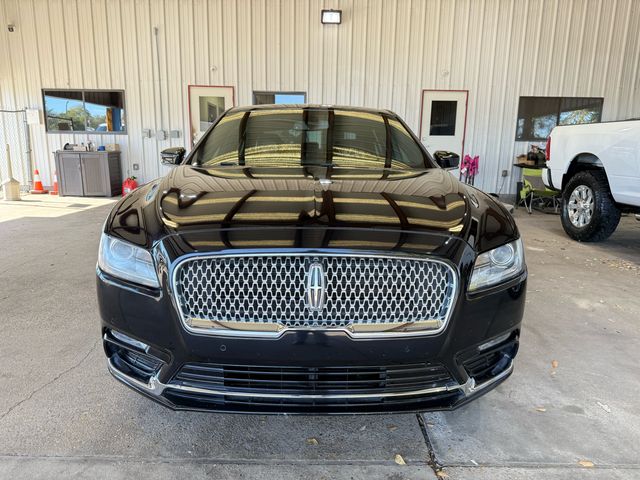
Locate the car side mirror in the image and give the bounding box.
[433,150,460,170]
[161,147,186,165]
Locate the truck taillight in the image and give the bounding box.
[545,136,551,161]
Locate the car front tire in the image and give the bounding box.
[561,170,621,242]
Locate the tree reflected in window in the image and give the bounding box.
[516,97,603,141]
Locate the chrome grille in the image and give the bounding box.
[173,253,456,333]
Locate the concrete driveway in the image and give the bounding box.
[1,200,639,479]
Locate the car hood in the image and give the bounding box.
[106,165,518,255]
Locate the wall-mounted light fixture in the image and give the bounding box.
[321,9,342,25]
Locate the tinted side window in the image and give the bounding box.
[389,119,427,169]
[196,112,242,165]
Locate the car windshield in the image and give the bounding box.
[191,108,430,170]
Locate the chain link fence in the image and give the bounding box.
[0,109,32,192]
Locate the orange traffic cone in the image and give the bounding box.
[49,171,59,195]
[30,169,49,194]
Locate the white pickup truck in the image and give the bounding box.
[543,120,640,241]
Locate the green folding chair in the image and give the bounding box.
[518,168,559,214]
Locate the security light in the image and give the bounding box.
[321,9,342,24]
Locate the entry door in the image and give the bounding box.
[419,90,468,163]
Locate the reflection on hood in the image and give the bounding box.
[108,165,517,255]
[159,166,466,232]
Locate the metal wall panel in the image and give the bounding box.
[0,0,639,193]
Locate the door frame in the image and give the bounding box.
[418,89,469,159]
[187,84,236,146]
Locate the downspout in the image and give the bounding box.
[153,27,164,138]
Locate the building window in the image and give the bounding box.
[515,96,603,141]
[43,89,126,133]
[429,100,457,136]
[253,91,306,105]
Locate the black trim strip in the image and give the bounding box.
[238,111,251,166]
[382,115,393,180]
[325,109,335,176]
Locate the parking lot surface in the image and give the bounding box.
[1,201,639,479]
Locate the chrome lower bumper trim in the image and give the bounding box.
[461,359,514,395]
[107,357,514,402]
[108,357,166,394]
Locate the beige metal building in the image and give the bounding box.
[1,0,639,194]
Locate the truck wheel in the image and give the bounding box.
[561,170,621,242]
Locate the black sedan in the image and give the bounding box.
[97,105,526,414]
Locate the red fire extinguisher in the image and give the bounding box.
[122,176,138,196]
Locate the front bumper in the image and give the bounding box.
[106,344,516,414]
[97,261,526,414]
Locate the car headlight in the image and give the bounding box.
[469,238,525,291]
[98,233,159,288]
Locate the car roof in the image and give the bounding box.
[227,104,397,116]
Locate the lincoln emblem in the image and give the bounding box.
[306,262,326,312]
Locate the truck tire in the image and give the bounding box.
[561,170,621,242]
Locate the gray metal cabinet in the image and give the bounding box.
[55,151,122,197]
[58,153,84,196]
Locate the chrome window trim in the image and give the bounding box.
[167,248,459,339]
